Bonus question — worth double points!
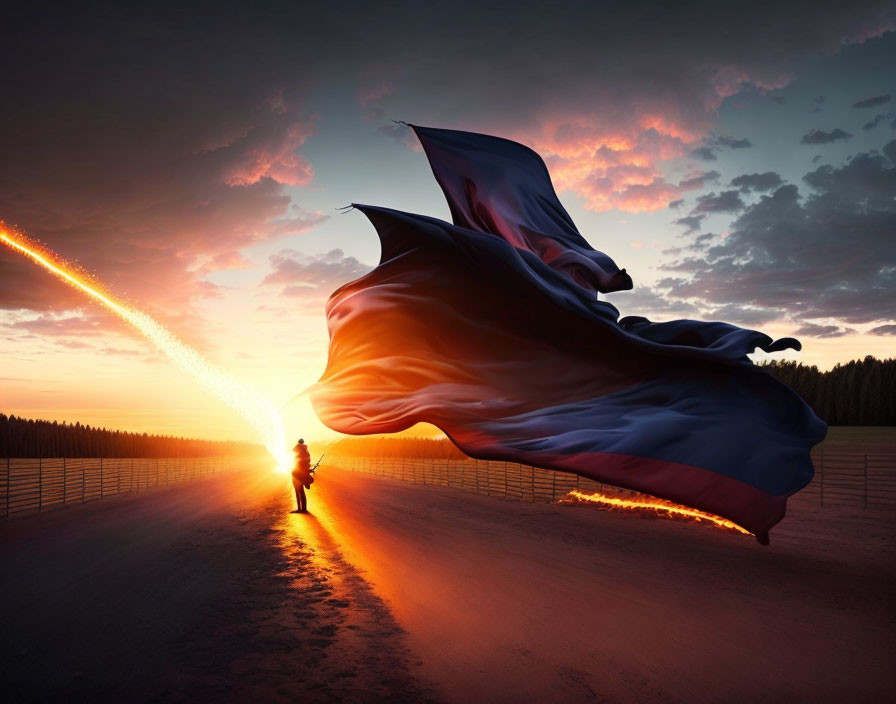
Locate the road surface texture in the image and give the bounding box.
[2,463,894,703]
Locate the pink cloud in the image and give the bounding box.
[611,179,686,213]
[221,118,316,187]
[205,251,255,272]
[359,82,393,106]
[359,81,395,120]
[515,114,696,212]
[363,11,895,216]
[0,92,326,325]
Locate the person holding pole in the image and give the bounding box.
[291,438,313,513]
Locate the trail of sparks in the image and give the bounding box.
[1,226,291,472]
[565,489,753,536]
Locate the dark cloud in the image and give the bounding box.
[691,233,716,250]
[678,170,720,190]
[852,94,891,108]
[692,190,745,213]
[690,147,718,161]
[812,154,823,163]
[689,135,752,160]
[772,96,787,105]
[800,128,853,144]
[356,1,895,134]
[869,324,896,335]
[0,5,334,317]
[708,135,753,149]
[884,139,896,164]
[674,214,706,232]
[711,304,784,326]
[803,150,896,202]
[1,1,894,315]
[794,323,856,338]
[658,148,896,326]
[668,199,685,209]
[862,112,895,130]
[730,172,784,192]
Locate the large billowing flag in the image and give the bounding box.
[312,125,827,544]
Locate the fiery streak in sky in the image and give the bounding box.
[1,226,291,473]
[566,489,753,536]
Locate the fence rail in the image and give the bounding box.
[3,450,892,521]
[334,450,896,510]
[0,455,264,519]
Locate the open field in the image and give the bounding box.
[2,462,894,703]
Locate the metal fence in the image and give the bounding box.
[802,449,896,509]
[334,450,896,510]
[3,450,891,521]
[0,455,263,519]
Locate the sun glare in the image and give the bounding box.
[1,225,292,473]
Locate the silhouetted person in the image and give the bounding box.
[291,438,313,513]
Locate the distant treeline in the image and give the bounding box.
[760,356,895,426]
[326,436,466,459]
[0,414,260,458]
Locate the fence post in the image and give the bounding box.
[864,454,868,509]
[820,450,824,507]
[63,457,67,504]
[39,457,43,512]
[100,457,103,498]
[530,465,535,502]
[552,470,557,502]
[5,457,10,517]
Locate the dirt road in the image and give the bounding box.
[2,464,894,702]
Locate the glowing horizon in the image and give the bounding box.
[0,225,292,473]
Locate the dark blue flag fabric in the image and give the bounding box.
[413,125,633,296]
[312,125,827,544]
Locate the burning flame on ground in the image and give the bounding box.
[0,226,292,473]
[565,489,753,536]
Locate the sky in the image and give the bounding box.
[1,1,895,444]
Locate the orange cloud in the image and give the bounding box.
[515,114,699,212]
[224,119,316,187]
